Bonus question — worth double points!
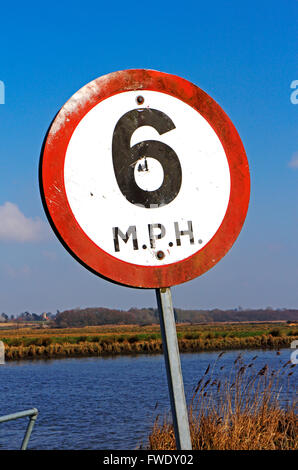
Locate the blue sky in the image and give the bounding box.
[0,0,297,315]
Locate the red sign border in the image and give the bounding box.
[40,69,250,288]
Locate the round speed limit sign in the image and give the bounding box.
[40,69,250,288]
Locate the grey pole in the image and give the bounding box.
[0,408,38,450]
[156,287,192,450]
[21,410,38,450]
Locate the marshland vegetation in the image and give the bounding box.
[1,323,297,361]
[148,353,297,450]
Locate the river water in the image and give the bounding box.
[0,349,296,449]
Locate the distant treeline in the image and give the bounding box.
[53,307,298,328]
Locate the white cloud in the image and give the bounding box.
[0,202,47,242]
[288,152,298,169]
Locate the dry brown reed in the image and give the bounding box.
[1,322,297,361]
[3,334,297,361]
[3,338,165,360]
[148,355,297,450]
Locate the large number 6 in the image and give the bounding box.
[112,108,182,208]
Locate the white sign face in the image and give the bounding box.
[64,90,231,267]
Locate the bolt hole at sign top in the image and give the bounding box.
[136,96,144,105]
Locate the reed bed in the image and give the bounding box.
[2,334,298,361]
[1,323,297,361]
[148,354,297,450]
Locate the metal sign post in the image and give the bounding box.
[156,288,192,450]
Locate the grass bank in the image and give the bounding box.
[147,354,297,450]
[0,323,297,360]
